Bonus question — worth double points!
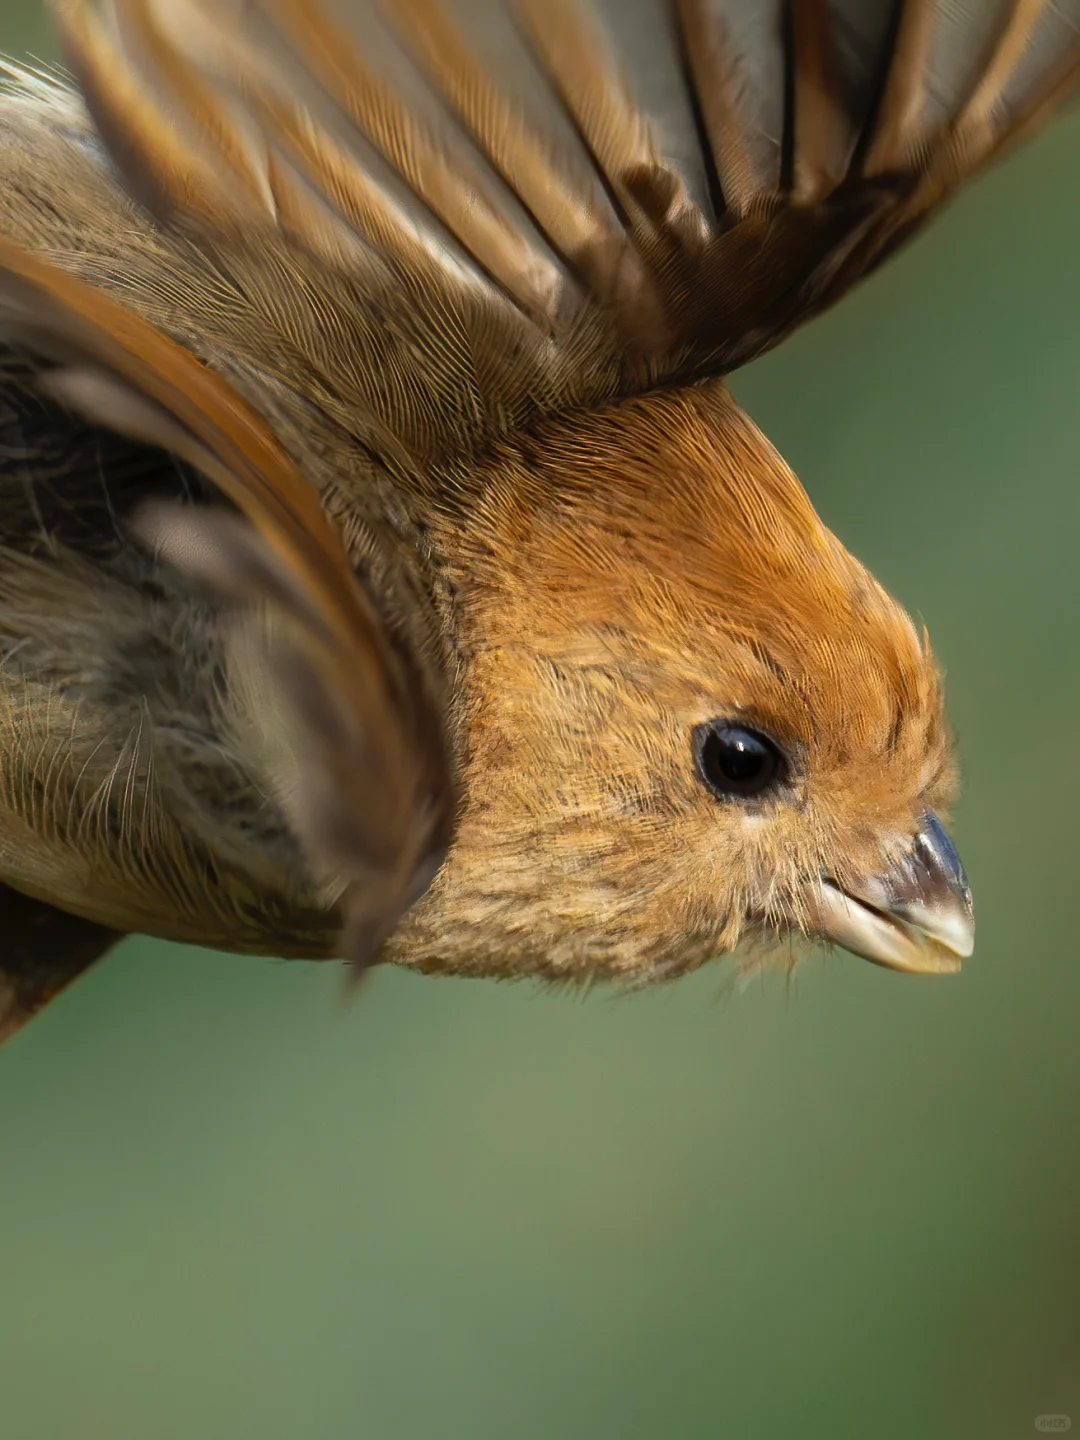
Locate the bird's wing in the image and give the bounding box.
[0,885,120,1044]
[52,0,1080,396]
[0,234,451,968]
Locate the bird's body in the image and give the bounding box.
[0,0,1070,1037]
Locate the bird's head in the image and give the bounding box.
[394,380,973,985]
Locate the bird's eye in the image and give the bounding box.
[693,721,786,801]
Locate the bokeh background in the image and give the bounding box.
[2,7,1080,1439]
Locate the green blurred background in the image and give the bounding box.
[3,7,1080,1439]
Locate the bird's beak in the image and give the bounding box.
[806,813,974,975]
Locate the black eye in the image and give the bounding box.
[693,721,786,800]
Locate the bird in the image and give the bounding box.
[0,0,1071,1043]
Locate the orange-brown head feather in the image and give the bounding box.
[391,380,956,984]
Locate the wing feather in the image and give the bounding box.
[0,234,451,966]
[48,0,1080,420]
